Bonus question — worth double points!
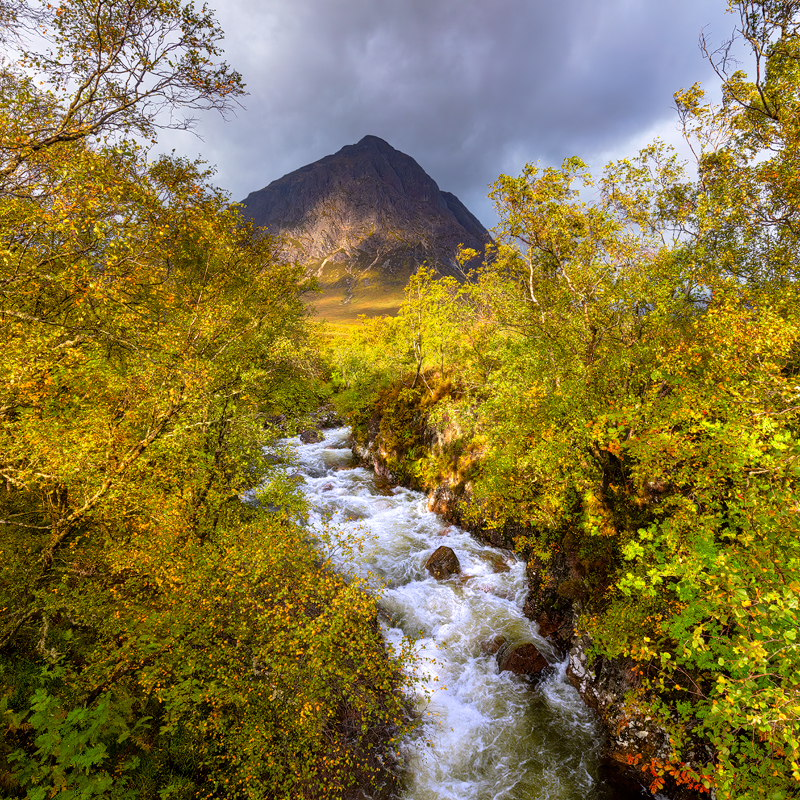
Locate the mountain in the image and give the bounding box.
[239,135,492,322]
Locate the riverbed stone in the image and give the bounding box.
[425,546,461,579]
[481,635,507,655]
[497,642,549,677]
[479,551,512,573]
[299,428,323,443]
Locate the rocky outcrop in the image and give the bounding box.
[315,404,345,428]
[275,404,345,445]
[424,545,461,580]
[353,438,397,484]
[567,638,710,800]
[567,639,663,793]
[239,136,492,313]
[523,555,578,656]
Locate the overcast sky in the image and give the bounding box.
[159,0,738,228]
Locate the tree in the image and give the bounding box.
[0,4,414,797]
[0,0,244,195]
[397,265,462,389]
[674,0,800,293]
[332,4,800,795]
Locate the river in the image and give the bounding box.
[288,426,612,800]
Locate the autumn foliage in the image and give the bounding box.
[0,2,411,798]
[331,2,800,797]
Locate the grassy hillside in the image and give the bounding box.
[308,251,419,325]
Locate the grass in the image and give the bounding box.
[305,252,415,327]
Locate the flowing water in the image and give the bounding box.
[286,427,611,800]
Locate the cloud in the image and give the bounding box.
[158,0,736,227]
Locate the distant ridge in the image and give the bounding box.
[239,136,492,321]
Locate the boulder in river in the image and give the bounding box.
[425,546,461,580]
[299,428,323,444]
[497,642,549,677]
[315,405,345,428]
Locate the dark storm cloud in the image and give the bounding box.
[160,0,736,226]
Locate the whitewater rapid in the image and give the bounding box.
[287,426,611,800]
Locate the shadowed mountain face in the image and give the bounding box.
[239,135,492,321]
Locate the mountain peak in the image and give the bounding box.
[356,134,391,147]
[239,137,491,320]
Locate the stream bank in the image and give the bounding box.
[342,397,708,800]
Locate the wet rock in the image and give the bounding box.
[352,440,398,484]
[523,593,572,646]
[314,404,344,428]
[427,486,457,516]
[299,428,323,444]
[479,551,511,573]
[425,546,461,580]
[566,638,595,697]
[480,635,507,655]
[321,483,334,492]
[522,557,576,654]
[372,477,395,495]
[565,637,708,799]
[597,758,652,799]
[497,642,549,677]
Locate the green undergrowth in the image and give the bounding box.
[1,487,417,800]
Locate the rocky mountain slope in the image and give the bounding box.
[239,135,492,321]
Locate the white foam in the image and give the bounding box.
[284,427,608,800]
